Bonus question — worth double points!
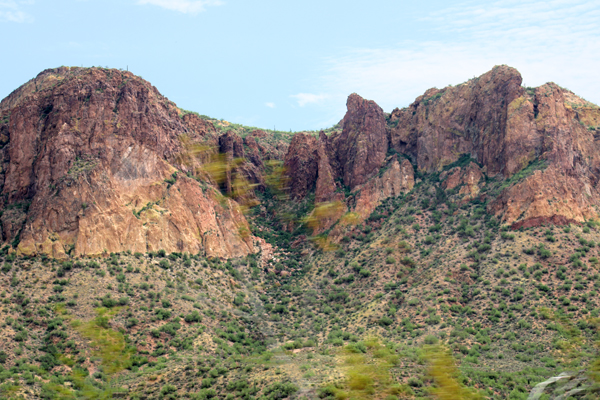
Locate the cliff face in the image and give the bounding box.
[0,67,268,258]
[337,93,389,189]
[388,66,531,176]
[283,93,414,230]
[1,65,599,258]
[284,65,600,229]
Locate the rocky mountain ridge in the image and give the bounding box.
[0,65,599,259]
[283,65,600,234]
[1,65,600,400]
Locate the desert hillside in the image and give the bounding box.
[0,66,599,399]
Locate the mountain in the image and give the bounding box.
[283,65,600,233]
[1,66,600,400]
[0,67,287,259]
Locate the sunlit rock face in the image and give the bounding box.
[2,64,599,258]
[284,65,600,230]
[0,67,265,258]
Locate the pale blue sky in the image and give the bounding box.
[1,0,599,130]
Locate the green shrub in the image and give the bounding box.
[359,269,371,278]
[161,384,177,396]
[184,311,202,323]
[424,335,438,345]
[101,295,117,308]
[156,309,171,320]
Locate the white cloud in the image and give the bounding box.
[265,102,275,108]
[312,0,600,114]
[0,0,34,22]
[290,93,328,107]
[137,0,223,14]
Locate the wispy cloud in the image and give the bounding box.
[136,0,223,14]
[290,93,328,107]
[265,102,275,108]
[0,0,34,23]
[311,0,600,115]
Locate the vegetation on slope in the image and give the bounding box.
[1,145,600,400]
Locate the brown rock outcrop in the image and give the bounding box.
[388,65,532,176]
[243,136,263,168]
[218,131,264,199]
[487,83,600,225]
[284,66,600,229]
[0,67,261,258]
[351,158,415,221]
[338,93,388,189]
[247,129,290,162]
[283,93,396,231]
[315,132,338,204]
[4,64,600,255]
[283,133,318,199]
[386,66,600,226]
[441,162,484,199]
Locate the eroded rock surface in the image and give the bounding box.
[3,64,600,256]
[283,65,600,231]
[0,67,261,258]
[337,93,388,189]
[441,162,484,199]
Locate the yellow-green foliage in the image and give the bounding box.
[176,136,259,209]
[302,201,345,232]
[72,307,133,376]
[425,345,482,400]
[324,337,401,399]
[44,306,133,399]
[538,307,584,367]
[0,383,21,398]
[264,159,290,200]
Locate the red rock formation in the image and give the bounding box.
[441,162,484,199]
[217,130,264,200]
[282,94,414,232]
[0,67,263,258]
[510,215,580,230]
[487,83,600,225]
[338,93,388,189]
[351,158,415,221]
[3,64,600,255]
[282,133,318,199]
[243,136,263,168]
[284,66,600,229]
[388,65,531,176]
[386,66,600,226]
[314,132,338,204]
[247,129,290,162]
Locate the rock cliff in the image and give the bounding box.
[0,67,268,258]
[388,66,600,226]
[283,65,600,230]
[2,65,599,257]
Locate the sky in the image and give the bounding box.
[1,0,599,131]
